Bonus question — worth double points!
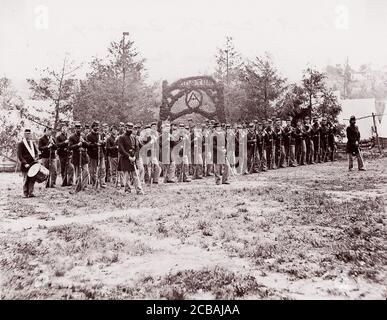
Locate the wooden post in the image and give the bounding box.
[372,112,382,155]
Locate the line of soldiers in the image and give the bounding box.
[243,116,337,173]
[18,115,338,197]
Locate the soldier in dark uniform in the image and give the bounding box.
[274,118,286,168]
[174,124,191,182]
[192,124,204,179]
[283,117,295,167]
[311,117,321,163]
[320,118,329,162]
[213,122,230,185]
[160,122,176,183]
[117,122,145,194]
[133,124,145,183]
[264,119,276,170]
[38,127,57,188]
[86,121,107,188]
[346,116,366,171]
[17,128,39,197]
[246,122,257,174]
[56,121,74,186]
[257,121,267,172]
[116,122,125,186]
[327,117,336,162]
[106,125,119,186]
[294,119,306,166]
[102,123,111,182]
[68,122,90,193]
[303,116,314,164]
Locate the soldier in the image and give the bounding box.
[38,127,57,188]
[311,117,321,163]
[294,119,306,166]
[83,124,90,138]
[264,119,276,170]
[303,116,314,164]
[203,123,213,176]
[143,122,161,184]
[133,124,145,183]
[160,122,176,183]
[346,116,366,171]
[256,121,267,172]
[274,118,286,168]
[17,128,39,197]
[175,124,191,182]
[102,123,111,182]
[283,118,295,167]
[327,117,336,162]
[226,124,237,175]
[68,122,90,193]
[56,121,74,187]
[320,117,329,162]
[246,122,257,174]
[118,122,125,135]
[117,122,145,194]
[86,121,107,188]
[106,124,119,186]
[192,124,204,179]
[213,122,230,185]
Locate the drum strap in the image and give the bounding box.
[23,138,36,159]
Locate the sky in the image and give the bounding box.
[1,0,387,96]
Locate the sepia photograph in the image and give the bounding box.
[0,0,386,305]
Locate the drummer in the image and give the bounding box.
[17,128,39,198]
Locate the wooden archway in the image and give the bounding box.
[159,76,226,122]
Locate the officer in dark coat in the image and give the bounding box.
[106,125,119,186]
[117,122,145,194]
[311,117,321,163]
[68,122,90,192]
[212,122,230,185]
[56,121,74,186]
[346,116,366,171]
[17,128,39,197]
[86,121,107,188]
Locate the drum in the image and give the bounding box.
[27,163,49,183]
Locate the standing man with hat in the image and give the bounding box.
[303,116,314,164]
[106,124,119,186]
[246,122,257,174]
[212,122,230,185]
[274,118,286,168]
[17,128,39,197]
[102,123,111,183]
[38,127,58,188]
[68,122,90,193]
[86,120,107,188]
[320,117,329,162]
[117,122,145,194]
[311,117,321,163]
[264,119,276,170]
[56,121,74,187]
[346,116,366,171]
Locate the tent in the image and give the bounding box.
[338,97,387,140]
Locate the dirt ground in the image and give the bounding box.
[0,158,386,300]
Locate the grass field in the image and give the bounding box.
[0,158,386,299]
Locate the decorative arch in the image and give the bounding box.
[159,76,226,122]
